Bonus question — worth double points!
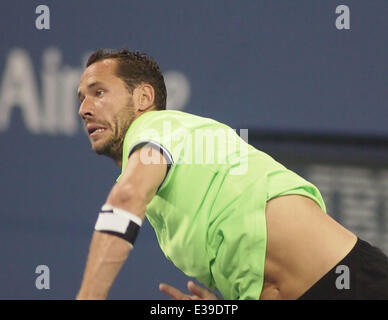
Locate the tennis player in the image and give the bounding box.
[76,49,388,300]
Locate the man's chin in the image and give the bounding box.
[91,141,110,156]
[91,140,120,159]
[89,135,123,160]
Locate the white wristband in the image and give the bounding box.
[94,204,142,245]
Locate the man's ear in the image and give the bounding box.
[133,83,155,113]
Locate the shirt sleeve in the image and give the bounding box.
[117,112,183,193]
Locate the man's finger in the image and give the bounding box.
[187,281,214,299]
[159,283,191,300]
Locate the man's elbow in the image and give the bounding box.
[106,183,147,217]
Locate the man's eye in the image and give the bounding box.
[96,90,104,97]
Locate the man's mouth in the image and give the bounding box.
[86,124,107,137]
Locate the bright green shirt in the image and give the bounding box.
[117,110,326,300]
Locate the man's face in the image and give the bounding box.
[78,59,135,160]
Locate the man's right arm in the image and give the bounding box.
[77,147,167,299]
[76,231,131,299]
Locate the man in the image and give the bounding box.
[76,48,388,300]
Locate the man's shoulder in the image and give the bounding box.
[146,109,207,122]
[123,109,231,152]
[131,109,221,131]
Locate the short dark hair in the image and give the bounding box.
[86,48,167,110]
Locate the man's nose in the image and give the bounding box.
[78,97,94,119]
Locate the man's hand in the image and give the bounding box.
[159,281,219,300]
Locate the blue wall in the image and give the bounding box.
[1,0,387,299]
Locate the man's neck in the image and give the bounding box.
[113,152,122,168]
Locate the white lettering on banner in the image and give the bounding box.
[0,49,41,133]
[0,48,82,135]
[60,66,85,135]
[307,165,388,254]
[0,48,191,136]
[164,71,190,110]
[42,48,61,134]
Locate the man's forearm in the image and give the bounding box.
[77,231,131,300]
[76,147,163,299]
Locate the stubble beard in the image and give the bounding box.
[95,100,136,163]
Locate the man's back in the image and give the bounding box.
[262,194,357,299]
